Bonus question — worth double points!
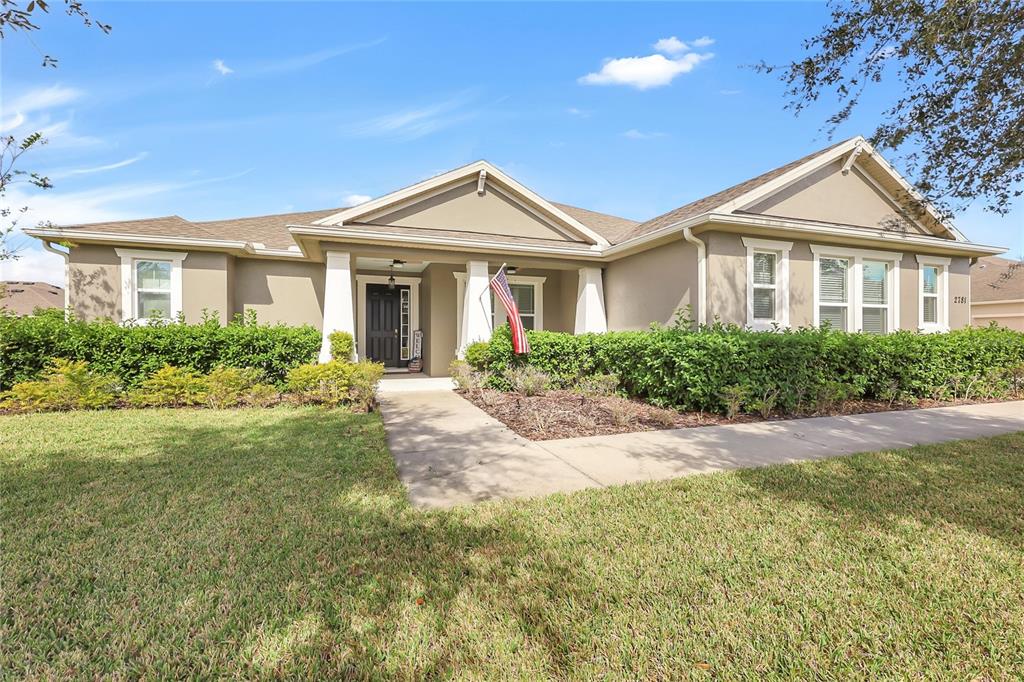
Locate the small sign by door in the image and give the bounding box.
[412,330,423,360]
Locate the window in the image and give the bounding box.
[917,255,950,331]
[743,237,792,329]
[861,260,888,334]
[400,288,411,361]
[135,260,172,318]
[818,257,850,331]
[115,249,187,322]
[492,283,537,330]
[812,245,902,333]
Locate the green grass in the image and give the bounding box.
[2,408,1023,679]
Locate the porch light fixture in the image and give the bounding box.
[506,265,518,275]
[392,259,405,269]
[388,264,396,289]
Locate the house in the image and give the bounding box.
[971,256,1024,330]
[0,281,66,316]
[26,136,1004,376]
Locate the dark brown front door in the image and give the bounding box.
[366,284,406,367]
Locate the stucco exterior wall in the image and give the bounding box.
[972,300,1024,331]
[373,180,579,242]
[233,258,325,328]
[182,252,233,324]
[421,263,459,377]
[704,230,973,330]
[68,245,121,320]
[745,160,930,234]
[604,238,698,329]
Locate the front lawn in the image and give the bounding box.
[3,409,1023,678]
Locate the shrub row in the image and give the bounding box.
[1,357,384,413]
[0,309,321,390]
[474,323,1024,415]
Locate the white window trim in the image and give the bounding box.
[355,274,420,363]
[810,244,902,333]
[742,237,791,330]
[916,254,951,332]
[115,248,187,323]
[454,272,545,343]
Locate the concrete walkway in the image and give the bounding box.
[379,393,1024,508]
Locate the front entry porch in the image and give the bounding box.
[317,250,608,375]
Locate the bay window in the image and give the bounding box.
[115,248,187,322]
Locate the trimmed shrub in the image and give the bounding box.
[128,365,207,407]
[0,309,320,391]
[478,323,1024,416]
[285,361,353,406]
[464,341,490,371]
[348,360,385,412]
[204,366,268,409]
[1,359,119,412]
[329,331,355,361]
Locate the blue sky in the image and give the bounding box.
[2,1,1021,285]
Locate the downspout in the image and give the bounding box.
[681,227,707,326]
[41,240,70,319]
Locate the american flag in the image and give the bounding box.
[490,265,530,354]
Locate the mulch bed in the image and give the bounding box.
[458,388,1012,441]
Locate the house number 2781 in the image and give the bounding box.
[953,296,967,304]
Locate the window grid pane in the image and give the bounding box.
[136,260,171,290]
[820,257,848,303]
[863,260,887,305]
[510,284,535,314]
[138,291,171,318]
[819,305,847,330]
[753,252,776,286]
[922,266,939,294]
[862,307,887,334]
[752,288,775,320]
[923,296,938,324]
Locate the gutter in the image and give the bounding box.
[40,240,70,318]
[681,227,707,326]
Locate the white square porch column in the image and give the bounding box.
[319,251,356,363]
[574,266,607,334]
[458,260,493,357]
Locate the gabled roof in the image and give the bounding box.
[972,256,1024,302]
[311,160,613,247]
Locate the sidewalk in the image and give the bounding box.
[379,393,1024,508]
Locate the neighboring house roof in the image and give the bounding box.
[972,256,1024,302]
[25,136,1003,259]
[1,281,64,315]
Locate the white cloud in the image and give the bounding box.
[654,36,688,55]
[50,152,149,179]
[719,89,742,96]
[2,85,82,117]
[692,36,715,48]
[567,107,591,117]
[341,193,371,207]
[622,129,667,140]
[580,52,713,90]
[347,94,477,140]
[212,59,234,76]
[0,246,65,287]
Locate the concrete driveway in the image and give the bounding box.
[379,391,1024,508]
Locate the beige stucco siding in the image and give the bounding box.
[972,300,1024,331]
[233,258,325,328]
[421,263,459,377]
[704,231,973,330]
[373,180,581,242]
[182,252,233,324]
[604,239,698,329]
[745,160,930,234]
[68,245,121,320]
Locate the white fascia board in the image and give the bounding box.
[288,225,602,258]
[23,227,248,251]
[311,160,611,247]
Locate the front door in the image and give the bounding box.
[366,283,407,367]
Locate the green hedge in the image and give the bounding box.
[479,323,1024,414]
[0,310,321,390]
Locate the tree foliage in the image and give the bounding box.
[0,0,110,67]
[758,0,1024,216]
